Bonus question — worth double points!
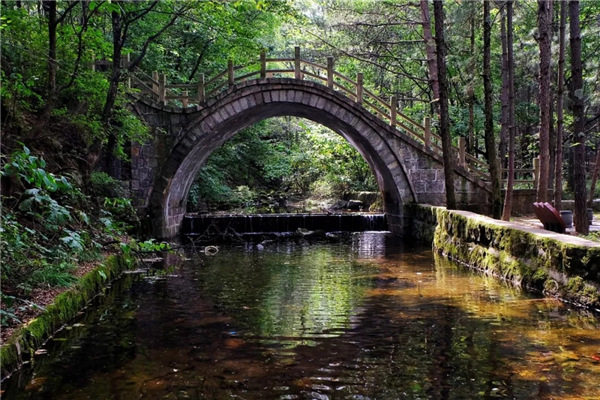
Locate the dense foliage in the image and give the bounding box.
[188,117,377,212]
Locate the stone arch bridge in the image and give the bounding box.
[126,49,491,238]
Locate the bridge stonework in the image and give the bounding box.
[130,78,490,238]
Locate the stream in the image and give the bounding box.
[2,232,600,399]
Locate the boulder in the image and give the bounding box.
[347,200,364,210]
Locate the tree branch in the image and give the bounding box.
[305,30,429,83]
[128,6,190,71]
[55,0,78,25]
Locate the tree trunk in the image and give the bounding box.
[468,14,476,154]
[33,0,58,135]
[102,10,123,125]
[433,0,456,210]
[548,87,556,191]
[98,10,124,177]
[502,0,516,221]
[420,0,439,113]
[589,139,600,206]
[45,0,57,99]
[499,5,509,170]
[536,0,553,202]
[553,0,566,210]
[483,0,502,219]
[569,0,588,234]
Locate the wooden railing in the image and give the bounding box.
[502,157,540,189]
[118,47,535,188]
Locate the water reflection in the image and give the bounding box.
[3,233,600,399]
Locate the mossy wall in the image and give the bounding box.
[0,254,136,378]
[408,204,600,309]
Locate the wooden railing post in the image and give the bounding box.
[424,117,431,148]
[197,73,205,103]
[390,96,397,127]
[228,59,234,86]
[458,137,466,167]
[122,54,131,88]
[152,71,159,96]
[294,46,301,80]
[120,53,130,69]
[534,156,540,188]
[182,91,188,108]
[260,49,266,79]
[356,73,363,104]
[158,73,166,105]
[327,57,334,89]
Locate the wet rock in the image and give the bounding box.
[330,200,348,210]
[347,200,364,210]
[295,228,326,239]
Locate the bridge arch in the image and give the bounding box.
[132,78,490,238]
[145,78,424,237]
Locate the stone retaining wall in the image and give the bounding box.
[0,254,136,378]
[408,204,600,309]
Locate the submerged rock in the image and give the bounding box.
[330,200,348,210]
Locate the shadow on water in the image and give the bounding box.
[3,233,600,399]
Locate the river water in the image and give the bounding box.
[3,233,600,399]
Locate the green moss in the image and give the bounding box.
[532,268,549,282]
[582,284,600,304]
[415,204,600,310]
[567,276,584,292]
[0,254,135,377]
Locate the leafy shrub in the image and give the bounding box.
[102,197,139,233]
[1,147,103,296]
[89,171,125,198]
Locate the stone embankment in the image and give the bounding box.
[409,204,600,309]
[0,254,136,379]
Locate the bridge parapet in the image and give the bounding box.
[125,47,494,182]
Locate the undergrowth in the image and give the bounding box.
[0,145,148,330]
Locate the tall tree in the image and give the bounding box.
[99,1,190,177]
[569,0,588,233]
[589,136,600,206]
[554,0,567,210]
[502,0,516,221]
[468,11,476,154]
[483,0,502,219]
[499,4,509,170]
[420,0,439,114]
[36,0,78,132]
[433,0,456,210]
[536,0,553,202]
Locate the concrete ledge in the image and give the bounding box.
[409,204,600,309]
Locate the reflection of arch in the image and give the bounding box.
[141,78,486,237]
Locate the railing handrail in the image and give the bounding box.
[118,46,541,187]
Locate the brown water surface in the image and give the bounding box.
[2,233,600,399]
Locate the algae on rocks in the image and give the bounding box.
[410,205,600,309]
[0,254,136,378]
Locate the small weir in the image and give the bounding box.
[182,212,387,237]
